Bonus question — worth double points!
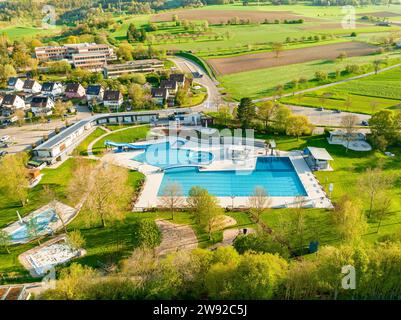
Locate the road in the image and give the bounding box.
[0,105,91,154]
[169,56,221,112]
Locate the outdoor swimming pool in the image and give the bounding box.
[158,157,307,197]
[9,209,58,242]
[133,141,213,169]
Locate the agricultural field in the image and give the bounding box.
[218,51,401,100]
[105,4,401,57]
[208,41,379,75]
[281,67,401,114]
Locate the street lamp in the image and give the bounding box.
[231,196,235,210]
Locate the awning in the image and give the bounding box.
[306,147,333,161]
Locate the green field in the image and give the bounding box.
[281,67,401,114]
[103,4,401,58]
[1,25,62,41]
[217,51,401,100]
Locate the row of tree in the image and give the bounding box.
[40,239,401,300]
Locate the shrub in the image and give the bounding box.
[132,219,162,249]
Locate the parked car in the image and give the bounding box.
[333,109,341,113]
[317,107,324,111]
[0,150,8,158]
[361,120,369,126]
[0,135,10,143]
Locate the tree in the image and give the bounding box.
[233,232,290,258]
[0,153,29,206]
[248,186,271,223]
[331,196,367,241]
[375,192,392,233]
[215,105,233,126]
[133,219,162,249]
[128,83,144,109]
[0,230,11,254]
[273,104,292,133]
[175,87,189,106]
[54,100,71,118]
[340,114,359,152]
[257,101,277,131]
[117,43,133,61]
[84,164,131,228]
[159,182,184,220]
[187,186,223,240]
[358,167,394,218]
[67,230,86,250]
[286,115,313,140]
[369,110,401,146]
[271,42,284,58]
[373,59,382,75]
[236,97,255,128]
[15,109,25,127]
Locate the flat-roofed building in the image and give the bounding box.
[35,43,116,71]
[72,53,107,71]
[104,59,164,79]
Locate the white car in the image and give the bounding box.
[0,135,10,143]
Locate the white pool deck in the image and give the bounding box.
[101,138,333,210]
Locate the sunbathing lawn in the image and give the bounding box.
[75,127,107,156]
[92,125,150,155]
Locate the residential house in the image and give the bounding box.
[169,73,186,87]
[30,96,55,116]
[151,88,169,106]
[41,82,64,97]
[23,80,42,94]
[64,83,86,100]
[103,90,123,109]
[7,77,24,92]
[0,94,26,122]
[160,80,178,94]
[86,85,104,104]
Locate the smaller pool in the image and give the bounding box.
[10,209,58,242]
[132,142,213,169]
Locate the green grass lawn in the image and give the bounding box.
[1,25,62,41]
[75,127,107,156]
[92,125,150,155]
[281,66,401,114]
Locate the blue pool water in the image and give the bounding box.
[133,142,213,169]
[10,209,58,242]
[158,157,307,197]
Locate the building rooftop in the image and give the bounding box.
[306,147,333,161]
[86,85,103,96]
[103,90,122,101]
[65,83,82,93]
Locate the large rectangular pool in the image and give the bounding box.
[157,157,307,197]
